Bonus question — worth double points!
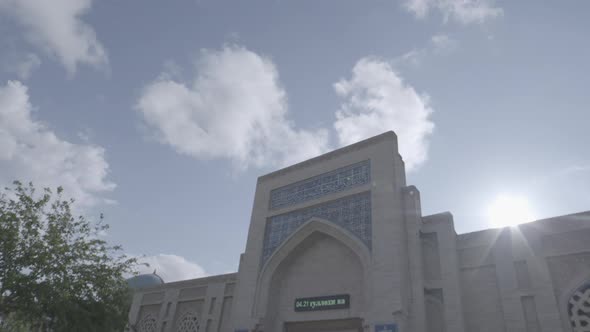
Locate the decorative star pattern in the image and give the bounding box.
[269,160,370,210]
[263,191,371,264]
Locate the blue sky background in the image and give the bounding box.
[1,0,588,281]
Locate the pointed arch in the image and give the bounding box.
[175,310,200,332]
[137,313,157,332]
[253,217,372,318]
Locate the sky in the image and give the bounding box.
[0,0,589,282]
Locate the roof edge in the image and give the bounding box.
[258,131,397,182]
[133,272,238,291]
[457,210,590,238]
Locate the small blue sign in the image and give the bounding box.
[375,323,397,332]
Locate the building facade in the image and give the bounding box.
[128,131,590,332]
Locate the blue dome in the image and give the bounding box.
[127,272,164,289]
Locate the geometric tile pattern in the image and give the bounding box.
[262,191,371,264]
[176,311,199,332]
[269,160,370,210]
[137,313,157,332]
[569,282,590,332]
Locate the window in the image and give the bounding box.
[176,311,199,332]
[137,314,157,332]
[568,282,590,332]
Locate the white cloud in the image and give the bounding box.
[404,0,503,24]
[0,80,115,206]
[135,254,207,283]
[0,0,108,75]
[138,46,438,172]
[137,45,329,170]
[333,57,434,171]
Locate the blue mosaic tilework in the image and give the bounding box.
[262,191,371,264]
[269,160,370,210]
[375,324,398,332]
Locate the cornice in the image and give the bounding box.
[258,131,397,182]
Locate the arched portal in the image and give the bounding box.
[254,218,372,331]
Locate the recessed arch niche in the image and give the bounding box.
[254,218,372,331]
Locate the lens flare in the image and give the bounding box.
[487,194,534,228]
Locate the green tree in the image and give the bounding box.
[0,181,137,332]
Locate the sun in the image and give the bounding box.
[487,194,535,228]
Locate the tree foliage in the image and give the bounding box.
[0,181,136,331]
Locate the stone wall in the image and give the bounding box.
[126,131,590,332]
[128,273,236,332]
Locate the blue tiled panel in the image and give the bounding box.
[262,192,372,264]
[269,160,370,210]
[375,324,398,332]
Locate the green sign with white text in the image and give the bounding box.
[294,294,350,312]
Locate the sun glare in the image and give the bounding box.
[487,194,535,228]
